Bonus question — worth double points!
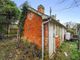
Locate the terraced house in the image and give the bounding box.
[23,5,66,58]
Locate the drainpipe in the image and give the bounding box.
[42,23,44,60]
[42,18,51,60]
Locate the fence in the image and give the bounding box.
[0,14,18,40]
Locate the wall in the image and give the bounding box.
[23,11,42,47]
[44,23,49,48]
[48,22,54,57]
[62,28,65,42]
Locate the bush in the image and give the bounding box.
[18,39,42,59]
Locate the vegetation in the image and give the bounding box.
[0,0,20,35]
[0,0,80,60]
[19,1,29,35]
[0,39,42,60]
[51,41,80,60]
[0,39,17,60]
[0,0,20,21]
[0,39,79,60]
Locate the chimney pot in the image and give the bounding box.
[38,5,45,14]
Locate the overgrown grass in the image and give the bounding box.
[0,39,42,60]
[0,39,80,60]
[52,41,80,60]
[69,41,80,60]
[0,39,17,60]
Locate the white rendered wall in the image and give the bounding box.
[48,22,54,58]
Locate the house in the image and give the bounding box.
[23,5,66,58]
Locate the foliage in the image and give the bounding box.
[67,28,75,35]
[18,39,42,59]
[0,0,20,34]
[70,42,80,60]
[0,39,17,60]
[0,38,42,60]
[52,41,80,60]
[0,0,20,22]
[65,22,77,35]
[19,1,29,35]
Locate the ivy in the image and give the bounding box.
[19,1,29,35]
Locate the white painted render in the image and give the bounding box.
[42,19,66,59]
[53,24,56,52]
[48,22,54,58]
[60,27,62,43]
[54,24,57,50]
[48,22,66,58]
[62,28,65,42]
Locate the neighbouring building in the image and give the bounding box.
[22,5,66,58]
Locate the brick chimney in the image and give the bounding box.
[38,5,45,14]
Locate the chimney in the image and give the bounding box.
[37,4,45,14]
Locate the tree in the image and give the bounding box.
[0,0,20,23]
[0,0,20,37]
[19,1,30,35]
[16,1,30,47]
[65,22,77,35]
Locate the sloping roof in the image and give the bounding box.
[27,6,66,29]
[43,17,66,29]
[51,18,66,29]
[27,6,49,19]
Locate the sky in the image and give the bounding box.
[12,0,80,24]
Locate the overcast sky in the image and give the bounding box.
[12,0,80,24]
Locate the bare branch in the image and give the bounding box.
[57,0,80,11]
[58,0,65,4]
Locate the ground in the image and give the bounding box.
[0,38,80,60]
[0,38,42,60]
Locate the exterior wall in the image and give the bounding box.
[23,11,42,47]
[53,24,56,52]
[60,27,63,44]
[60,27,65,43]
[62,28,65,42]
[55,25,60,48]
[48,22,54,57]
[56,25,60,36]
[44,23,49,48]
[55,25,65,48]
[48,21,66,58]
[56,25,66,43]
[64,28,66,40]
